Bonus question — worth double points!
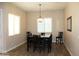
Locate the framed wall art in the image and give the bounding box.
[67,16,72,32]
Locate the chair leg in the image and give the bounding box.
[27,44,29,51]
[56,38,57,44]
[56,38,58,44]
[49,45,51,53]
[60,38,61,44]
[60,38,63,44]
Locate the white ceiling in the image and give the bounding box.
[12,2,67,12]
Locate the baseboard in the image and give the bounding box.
[64,43,72,56]
[3,41,26,53]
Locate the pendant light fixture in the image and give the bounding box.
[39,4,42,18]
[38,3,43,24]
[39,3,43,19]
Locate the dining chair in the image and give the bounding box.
[44,34,52,52]
[26,32,33,51]
[56,32,63,44]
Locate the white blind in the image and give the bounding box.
[37,18,52,33]
[44,18,52,32]
[8,13,20,36]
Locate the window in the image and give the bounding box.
[8,13,20,36]
[44,18,52,32]
[37,18,44,32]
[14,15,20,35]
[37,18,52,33]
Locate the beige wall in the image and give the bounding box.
[0,3,6,53]
[26,10,64,42]
[64,3,79,55]
[0,2,79,55]
[0,9,3,53]
[0,3,27,53]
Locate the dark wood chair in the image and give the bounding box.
[56,32,63,44]
[44,34,52,52]
[26,32,33,51]
[32,35,39,52]
[49,34,52,52]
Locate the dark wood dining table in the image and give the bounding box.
[27,34,52,52]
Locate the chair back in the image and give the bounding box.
[58,32,63,38]
[40,33,45,36]
[26,32,32,37]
